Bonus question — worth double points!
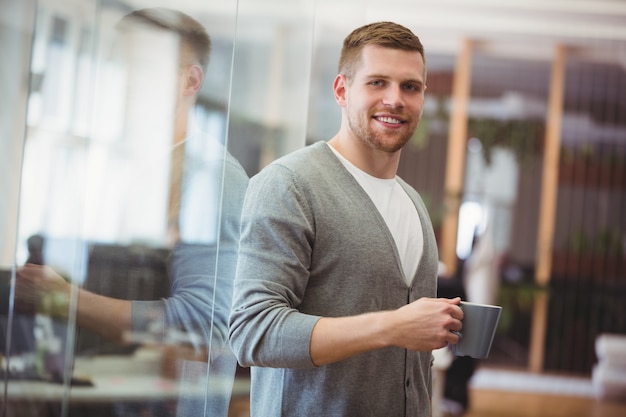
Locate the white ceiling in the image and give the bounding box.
[126,0,626,64]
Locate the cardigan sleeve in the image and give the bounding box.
[229,163,321,369]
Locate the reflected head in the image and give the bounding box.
[338,21,425,80]
[117,8,211,71]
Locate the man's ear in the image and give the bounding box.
[333,74,347,107]
[183,64,204,96]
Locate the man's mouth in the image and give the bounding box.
[373,115,405,125]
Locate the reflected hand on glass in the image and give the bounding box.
[15,264,71,317]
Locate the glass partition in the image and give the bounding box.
[0,0,316,415]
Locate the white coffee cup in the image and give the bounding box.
[452,301,502,359]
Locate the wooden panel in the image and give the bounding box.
[535,44,567,286]
[529,44,567,374]
[440,38,473,277]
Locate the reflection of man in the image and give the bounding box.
[229,22,462,417]
[16,7,248,406]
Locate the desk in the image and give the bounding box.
[4,375,194,403]
[2,348,250,412]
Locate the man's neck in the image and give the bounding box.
[328,134,401,179]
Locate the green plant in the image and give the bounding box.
[468,118,544,165]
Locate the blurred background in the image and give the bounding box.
[1,0,625,416]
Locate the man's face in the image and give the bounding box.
[338,44,426,153]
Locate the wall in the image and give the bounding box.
[0,0,34,267]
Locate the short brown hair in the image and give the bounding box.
[338,21,425,79]
[118,8,211,71]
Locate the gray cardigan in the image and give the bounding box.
[229,141,439,417]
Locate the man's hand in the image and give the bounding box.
[386,297,463,351]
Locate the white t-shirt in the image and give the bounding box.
[329,144,423,285]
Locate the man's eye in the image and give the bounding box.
[403,84,421,92]
[369,80,384,87]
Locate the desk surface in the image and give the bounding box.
[3,376,251,403]
[2,348,250,404]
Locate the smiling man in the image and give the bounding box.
[229,22,463,417]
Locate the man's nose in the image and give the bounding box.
[382,85,405,108]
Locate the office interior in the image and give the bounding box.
[1,0,625,416]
